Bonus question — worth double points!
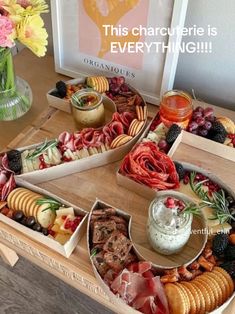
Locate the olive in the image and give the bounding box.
[21,217,28,226]
[226,196,235,208]
[42,228,49,236]
[13,210,24,222]
[25,216,36,227]
[32,223,42,232]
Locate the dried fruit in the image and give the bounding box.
[211,133,226,144]
[220,260,235,279]
[166,124,181,144]
[224,245,235,260]
[229,234,235,245]
[212,233,229,256]
[174,162,185,181]
[56,81,67,98]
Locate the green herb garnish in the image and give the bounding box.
[26,139,58,160]
[189,171,235,224]
[90,248,98,258]
[182,202,202,217]
[36,197,62,213]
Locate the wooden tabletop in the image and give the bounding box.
[1,50,235,314]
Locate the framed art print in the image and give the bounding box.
[51,0,188,104]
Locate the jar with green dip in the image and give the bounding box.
[71,89,105,129]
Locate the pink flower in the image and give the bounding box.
[0,15,14,48]
[17,0,30,9]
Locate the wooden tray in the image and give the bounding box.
[1,103,235,314]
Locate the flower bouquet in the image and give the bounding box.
[0,0,48,120]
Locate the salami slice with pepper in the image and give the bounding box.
[120,142,179,191]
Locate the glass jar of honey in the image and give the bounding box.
[159,90,193,129]
[71,89,105,130]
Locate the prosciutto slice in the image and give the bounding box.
[111,262,169,314]
[0,154,16,201]
[120,142,180,191]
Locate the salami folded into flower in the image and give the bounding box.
[120,142,180,190]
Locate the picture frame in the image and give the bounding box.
[51,0,188,104]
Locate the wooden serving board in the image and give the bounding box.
[1,102,235,314]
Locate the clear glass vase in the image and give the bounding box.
[0,48,33,121]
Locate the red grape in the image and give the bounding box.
[188,121,198,131]
[117,76,125,85]
[158,139,168,151]
[203,107,214,117]
[194,106,204,113]
[120,83,129,92]
[190,129,198,135]
[196,117,205,126]
[204,121,212,130]
[192,111,203,120]
[206,115,216,123]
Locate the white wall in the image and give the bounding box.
[44,0,235,110]
[174,0,235,110]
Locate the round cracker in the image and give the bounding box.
[175,283,191,314]
[7,188,23,208]
[165,283,187,314]
[180,282,197,314]
[212,269,232,300]
[190,281,206,314]
[181,282,201,314]
[204,272,228,304]
[192,280,211,313]
[26,195,42,217]
[103,77,109,91]
[100,77,107,92]
[8,188,26,209]
[20,192,34,216]
[213,267,234,296]
[202,273,223,306]
[194,277,216,312]
[15,190,30,213]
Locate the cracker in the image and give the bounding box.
[181,282,201,314]
[212,269,232,300]
[213,267,234,296]
[175,283,190,314]
[191,281,206,314]
[195,277,216,312]
[179,282,197,314]
[202,273,223,306]
[165,283,187,314]
[204,271,228,304]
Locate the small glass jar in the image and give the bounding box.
[71,89,105,129]
[159,90,193,129]
[147,197,192,255]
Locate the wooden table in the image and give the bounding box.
[1,50,235,314]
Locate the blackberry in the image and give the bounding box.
[8,158,22,174]
[56,81,67,98]
[174,162,185,181]
[212,233,229,256]
[220,260,235,279]
[211,121,227,136]
[224,245,235,261]
[50,90,63,99]
[7,149,21,161]
[211,133,226,144]
[166,124,181,145]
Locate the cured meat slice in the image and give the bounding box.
[108,121,124,137]
[120,142,179,191]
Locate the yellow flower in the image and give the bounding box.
[2,0,25,23]
[17,15,48,57]
[18,0,49,15]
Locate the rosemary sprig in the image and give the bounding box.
[26,139,58,160]
[90,248,98,258]
[182,202,202,217]
[36,198,62,213]
[189,172,235,224]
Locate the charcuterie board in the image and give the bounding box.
[1,98,235,314]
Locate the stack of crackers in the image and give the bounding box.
[165,266,234,314]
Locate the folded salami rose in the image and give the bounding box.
[120,142,180,190]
